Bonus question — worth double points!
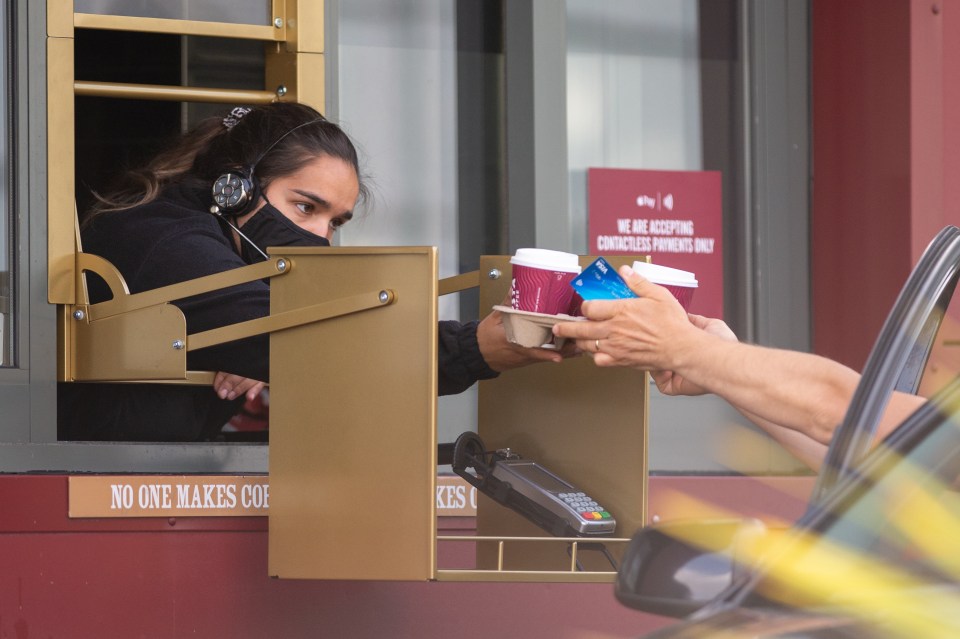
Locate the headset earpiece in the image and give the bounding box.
[211,171,256,214]
[211,115,324,214]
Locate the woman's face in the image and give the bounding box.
[246,154,360,241]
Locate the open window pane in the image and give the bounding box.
[0,0,12,367]
[74,0,272,26]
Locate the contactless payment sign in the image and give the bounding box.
[588,168,723,319]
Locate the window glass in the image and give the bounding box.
[0,0,11,367]
[823,419,960,583]
[567,0,706,205]
[566,0,784,474]
[74,0,271,26]
[752,409,960,609]
[336,0,468,447]
[566,0,743,280]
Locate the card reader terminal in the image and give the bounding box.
[451,431,616,537]
[491,458,616,535]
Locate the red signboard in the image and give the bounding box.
[588,168,724,319]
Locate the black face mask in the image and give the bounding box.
[235,200,330,263]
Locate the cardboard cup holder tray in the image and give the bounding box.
[493,305,586,349]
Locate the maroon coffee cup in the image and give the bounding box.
[509,249,581,315]
[630,261,698,311]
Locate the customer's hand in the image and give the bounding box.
[213,372,266,402]
[552,266,691,367]
[651,313,737,396]
[552,265,735,394]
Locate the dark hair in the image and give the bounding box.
[86,102,368,219]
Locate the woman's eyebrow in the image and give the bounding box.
[291,188,329,208]
[291,188,353,219]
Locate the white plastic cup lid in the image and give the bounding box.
[631,261,698,287]
[510,248,581,274]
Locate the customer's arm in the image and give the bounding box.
[730,390,924,470]
[553,265,924,465]
[646,314,831,468]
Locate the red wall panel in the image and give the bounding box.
[812,0,960,373]
[0,475,814,639]
[812,0,913,370]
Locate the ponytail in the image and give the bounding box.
[84,117,226,222]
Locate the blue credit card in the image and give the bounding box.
[570,257,638,300]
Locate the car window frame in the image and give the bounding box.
[812,225,960,503]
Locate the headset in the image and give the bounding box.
[210,116,326,216]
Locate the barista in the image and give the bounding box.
[59,103,569,441]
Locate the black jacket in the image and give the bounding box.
[58,182,497,441]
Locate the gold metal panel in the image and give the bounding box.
[282,0,324,53]
[438,271,480,296]
[47,36,76,304]
[73,13,282,41]
[85,372,215,386]
[75,253,129,305]
[74,81,278,104]
[265,51,324,112]
[435,571,619,583]
[435,536,632,583]
[268,247,438,580]
[71,304,188,381]
[476,255,649,572]
[137,371,217,386]
[57,305,73,382]
[48,0,73,37]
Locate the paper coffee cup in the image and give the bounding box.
[631,261,698,311]
[510,248,581,315]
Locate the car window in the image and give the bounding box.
[812,226,960,503]
[919,290,960,399]
[821,418,960,582]
[749,395,960,611]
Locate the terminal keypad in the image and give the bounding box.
[558,492,612,520]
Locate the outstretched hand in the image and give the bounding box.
[651,313,737,396]
[551,265,692,368]
[551,265,736,396]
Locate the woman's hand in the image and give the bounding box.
[213,372,266,402]
[476,304,579,372]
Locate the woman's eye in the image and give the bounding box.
[295,202,313,214]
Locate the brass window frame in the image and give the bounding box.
[5,0,327,469]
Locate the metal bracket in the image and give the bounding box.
[188,289,396,351]
[438,270,480,296]
[67,251,395,381]
[77,253,291,321]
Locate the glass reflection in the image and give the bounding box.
[0,0,10,366]
[74,0,271,26]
